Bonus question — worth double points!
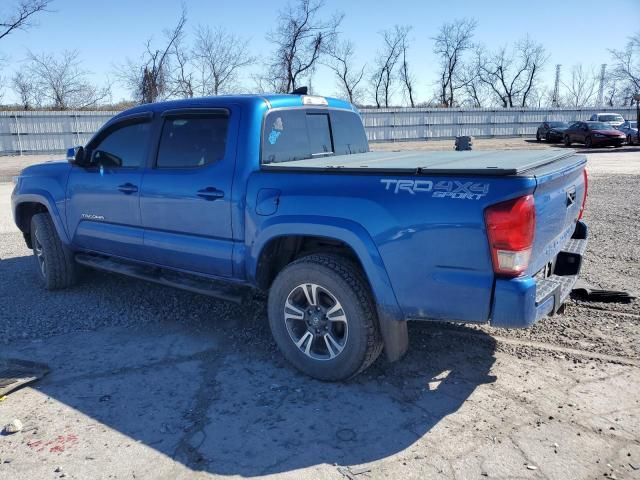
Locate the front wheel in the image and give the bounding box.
[31,213,77,290]
[564,135,571,146]
[585,136,593,148]
[536,132,541,141]
[268,254,383,381]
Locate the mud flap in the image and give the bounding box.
[377,309,408,362]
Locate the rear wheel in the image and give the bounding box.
[585,136,593,148]
[30,213,77,290]
[267,254,383,381]
[564,135,571,147]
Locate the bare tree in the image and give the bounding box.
[167,34,195,98]
[0,0,52,41]
[476,36,549,107]
[432,18,476,108]
[26,50,110,109]
[609,32,640,95]
[266,0,343,93]
[325,40,366,104]
[11,70,39,109]
[118,6,187,103]
[370,25,409,108]
[399,29,416,107]
[192,26,254,96]
[458,63,489,107]
[561,64,598,107]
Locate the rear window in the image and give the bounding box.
[598,114,623,122]
[262,109,368,164]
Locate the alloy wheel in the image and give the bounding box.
[283,283,349,361]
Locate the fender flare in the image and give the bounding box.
[13,191,71,245]
[248,215,408,361]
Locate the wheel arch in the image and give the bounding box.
[13,192,70,246]
[248,217,408,361]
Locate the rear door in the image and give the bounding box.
[66,114,152,259]
[139,108,238,277]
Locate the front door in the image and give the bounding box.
[66,116,152,259]
[139,109,237,277]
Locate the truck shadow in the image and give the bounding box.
[2,255,497,477]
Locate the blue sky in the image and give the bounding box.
[1,0,638,104]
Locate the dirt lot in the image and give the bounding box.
[0,140,639,480]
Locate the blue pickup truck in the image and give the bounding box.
[11,93,588,380]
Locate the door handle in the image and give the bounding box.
[197,187,224,201]
[118,183,138,194]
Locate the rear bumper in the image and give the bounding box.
[490,220,588,329]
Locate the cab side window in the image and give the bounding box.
[156,115,229,168]
[91,121,150,168]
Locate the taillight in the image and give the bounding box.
[484,195,536,277]
[578,168,588,220]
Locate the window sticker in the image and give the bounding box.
[268,116,284,145]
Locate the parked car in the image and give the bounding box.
[536,121,570,142]
[564,121,626,148]
[589,113,625,128]
[11,93,588,381]
[618,120,638,145]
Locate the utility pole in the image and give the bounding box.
[597,64,607,107]
[552,64,561,108]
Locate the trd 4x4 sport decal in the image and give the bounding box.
[380,179,489,200]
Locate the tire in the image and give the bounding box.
[545,132,551,142]
[536,131,541,141]
[31,213,77,290]
[564,135,571,147]
[267,254,383,381]
[585,136,592,148]
[628,135,633,145]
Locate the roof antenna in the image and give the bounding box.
[290,86,308,95]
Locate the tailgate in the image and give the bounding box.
[528,153,587,275]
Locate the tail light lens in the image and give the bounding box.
[485,195,536,277]
[578,168,588,220]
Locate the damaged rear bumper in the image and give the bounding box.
[490,220,588,328]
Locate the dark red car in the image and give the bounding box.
[563,121,626,148]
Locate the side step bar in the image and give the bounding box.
[75,254,245,303]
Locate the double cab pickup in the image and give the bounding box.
[12,93,588,380]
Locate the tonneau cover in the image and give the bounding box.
[262,149,577,176]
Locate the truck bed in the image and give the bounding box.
[262,149,576,176]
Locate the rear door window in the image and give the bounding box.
[156,114,229,168]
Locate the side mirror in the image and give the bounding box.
[67,146,85,166]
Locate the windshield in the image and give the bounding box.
[589,122,615,130]
[599,114,623,122]
[548,122,569,128]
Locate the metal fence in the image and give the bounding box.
[1,106,637,155]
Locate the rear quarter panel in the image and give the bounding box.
[246,171,536,323]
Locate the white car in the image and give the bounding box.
[618,120,638,145]
[589,113,625,128]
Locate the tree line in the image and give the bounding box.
[1,0,639,110]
